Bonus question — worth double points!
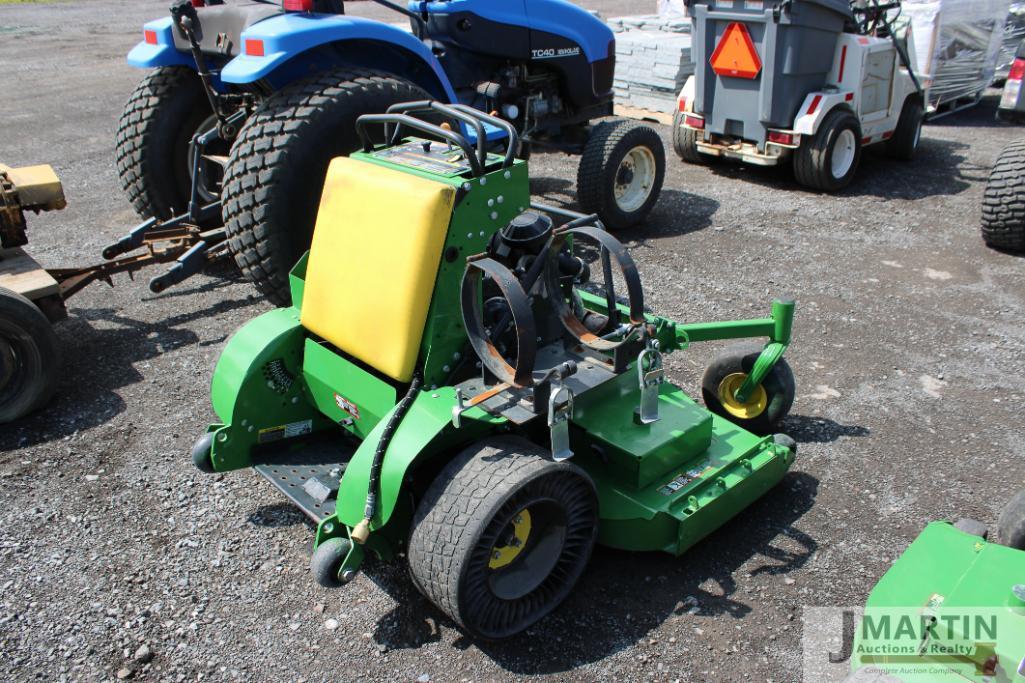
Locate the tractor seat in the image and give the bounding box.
[300,156,456,382]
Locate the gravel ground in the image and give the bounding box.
[2,1,1025,681]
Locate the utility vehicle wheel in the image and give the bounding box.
[981,139,1025,252]
[577,119,665,230]
[671,110,706,164]
[701,342,795,435]
[311,537,354,587]
[408,437,598,639]
[998,488,1025,550]
[221,68,431,305]
[115,66,214,220]
[793,108,862,192]
[0,287,61,424]
[886,97,924,160]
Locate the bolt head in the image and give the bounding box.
[340,569,356,583]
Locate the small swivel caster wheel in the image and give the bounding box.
[999,489,1025,551]
[191,432,215,473]
[311,537,355,588]
[702,342,796,436]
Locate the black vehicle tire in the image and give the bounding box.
[115,66,213,220]
[577,119,665,230]
[221,68,431,305]
[981,139,1025,253]
[0,287,61,424]
[793,108,862,192]
[310,536,354,587]
[671,109,706,164]
[407,436,598,640]
[701,341,796,436]
[998,488,1025,550]
[886,96,924,160]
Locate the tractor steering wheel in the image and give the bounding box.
[851,0,902,36]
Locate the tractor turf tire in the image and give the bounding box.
[672,109,706,164]
[221,68,430,305]
[998,488,1025,550]
[408,436,598,640]
[577,119,665,231]
[701,341,796,436]
[0,287,61,424]
[981,139,1025,253]
[886,96,924,160]
[793,108,862,192]
[115,66,213,220]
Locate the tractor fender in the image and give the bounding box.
[207,307,329,473]
[219,13,457,101]
[334,387,495,530]
[793,92,857,136]
[678,76,697,113]
[127,17,196,69]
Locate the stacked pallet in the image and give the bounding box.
[608,15,694,116]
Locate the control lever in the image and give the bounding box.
[637,340,664,424]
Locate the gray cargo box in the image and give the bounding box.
[686,0,852,147]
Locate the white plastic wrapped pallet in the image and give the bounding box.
[903,0,1012,110]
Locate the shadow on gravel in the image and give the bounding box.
[783,414,870,444]
[0,292,256,450]
[247,502,311,529]
[693,136,978,201]
[529,180,720,240]
[363,471,819,674]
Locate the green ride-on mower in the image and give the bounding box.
[191,103,799,639]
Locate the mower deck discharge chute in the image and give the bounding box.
[194,103,798,639]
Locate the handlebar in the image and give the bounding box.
[354,113,484,176]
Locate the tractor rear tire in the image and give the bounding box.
[221,68,431,305]
[701,342,796,436]
[981,139,1025,253]
[998,488,1025,550]
[793,108,862,192]
[115,66,213,220]
[407,436,598,639]
[0,287,61,424]
[886,96,924,160]
[672,110,706,164]
[577,119,665,230]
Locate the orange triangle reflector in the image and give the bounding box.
[710,22,762,80]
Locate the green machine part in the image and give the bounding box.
[201,114,800,588]
[851,522,1025,681]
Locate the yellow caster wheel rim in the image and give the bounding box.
[717,372,768,420]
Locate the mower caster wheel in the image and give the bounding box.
[772,433,797,455]
[577,119,665,230]
[191,432,215,473]
[952,518,988,539]
[998,488,1025,550]
[311,537,354,588]
[702,342,796,436]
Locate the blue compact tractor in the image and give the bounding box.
[117,0,666,303]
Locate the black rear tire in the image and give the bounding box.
[408,436,598,639]
[577,119,665,230]
[998,488,1025,550]
[793,108,862,192]
[981,139,1025,253]
[221,68,431,305]
[115,66,213,220]
[701,342,796,435]
[672,109,706,164]
[0,287,61,424]
[886,96,924,160]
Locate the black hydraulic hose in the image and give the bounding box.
[352,372,422,543]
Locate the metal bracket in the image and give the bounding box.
[637,340,665,425]
[452,388,467,428]
[548,381,574,461]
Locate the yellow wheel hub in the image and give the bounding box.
[717,373,768,420]
[489,509,532,569]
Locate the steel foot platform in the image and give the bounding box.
[252,436,356,522]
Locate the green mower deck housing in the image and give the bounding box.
[194,103,800,638]
[849,511,1025,682]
